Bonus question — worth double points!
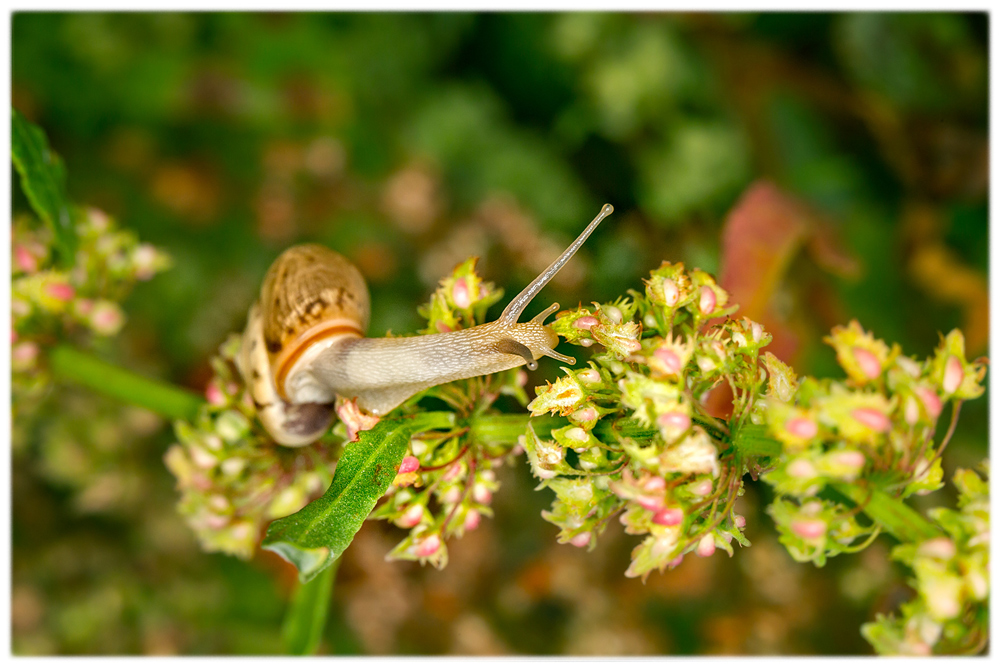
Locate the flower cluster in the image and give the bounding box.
[525,261,755,580]
[761,323,987,566]
[164,335,340,558]
[862,464,989,655]
[371,258,525,568]
[12,209,171,407]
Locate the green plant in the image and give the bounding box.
[12,110,988,656]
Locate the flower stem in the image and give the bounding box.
[281,556,339,655]
[48,343,204,421]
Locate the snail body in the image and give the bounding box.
[238,203,614,446]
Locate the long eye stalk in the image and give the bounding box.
[498,203,613,326]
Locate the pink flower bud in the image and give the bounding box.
[624,339,642,353]
[657,411,691,432]
[904,396,920,425]
[636,495,663,512]
[667,555,684,568]
[691,479,714,496]
[916,387,943,420]
[398,504,424,528]
[570,532,591,548]
[565,427,589,443]
[132,244,161,280]
[654,348,682,374]
[852,408,891,432]
[785,417,818,439]
[89,301,124,335]
[750,321,763,343]
[580,339,594,347]
[698,286,716,315]
[918,537,956,560]
[833,450,866,470]
[642,476,666,492]
[473,484,492,505]
[464,509,481,531]
[791,519,827,539]
[443,461,463,481]
[14,245,38,273]
[653,507,684,526]
[573,315,599,330]
[577,368,601,384]
[602,305,623,324]
[206,382,226,406]
[452,277,472,308]
[441,487,462,504]
[943,356,963,394]
[398,456,420,474]
[11,341,39,370]
[435,321,453,333]
[696,534,716,557]
[414,534,441,557]
[662,278,680,306]
[46,282,75,301]
[787,459,816,479]
[853,347,882,379]
[571,407,598,424]
[734,514,746,529]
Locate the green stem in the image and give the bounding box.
[830,482,942,543]
[468,413,659,446]
[49,343,204,421]
[281,557,339,655]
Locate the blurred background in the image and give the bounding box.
[11,12,988,655]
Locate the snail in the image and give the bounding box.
[237,203,615,446]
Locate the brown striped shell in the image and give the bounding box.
[259,244,369,398]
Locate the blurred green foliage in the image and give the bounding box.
[12,12,987,655]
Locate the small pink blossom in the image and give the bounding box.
[657,412,691,432]
[336,398,381,441]
[570,532,591,548]
[452,277,472,308]
[918,537,956,560]
[654,348,682,375]
[398,456,420,474]
[573,316,599,330]
[943,356,963,394]
[667,555,684,568]
[414,534,441,557]
[696,534,716,557]
[14,244,38,273]
[853,347,882,379]
[734,514,746,529]
[636,495,663,512]
[791,519,827,539]
[662,278,680,306]
[464,510,481,531]
[571,407,598,424]
[691,479,714,496]
[916,387,943,420]
[750,321,764,343]
[132,244,161,280]
[787,459,817,479]
[441,487,462,504]
[89,301,124,335]
[11,341,39,370]
[698,286,716,314]
[832,450,866,470]
[473,484,492,505]
[577,368,601,384]
[205,382,226,406]
[642,476,666,492]
[653,507,684,526]
[785,417,818,439]
[904,396,920,425]
[398,504,424,528]
[46,282,75,301]
[852,408,891,432]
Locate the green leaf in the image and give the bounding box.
[11,108,77,268]
[732,423,782,459]
[281,557,339,655]
[830,482,942,543]
[263,411,454,582]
